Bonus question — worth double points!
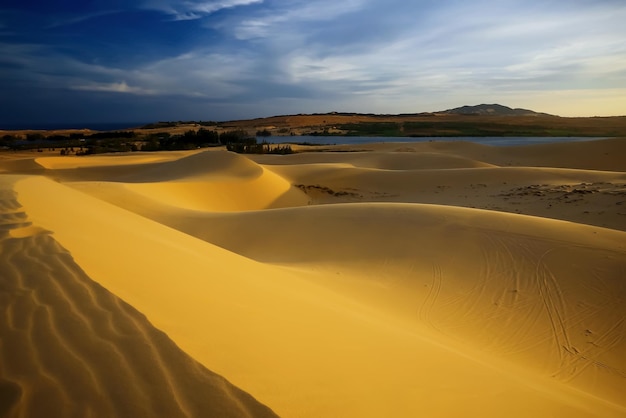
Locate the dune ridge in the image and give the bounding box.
[14,176,626,417]
[37,150,309,211]
[0,178,278,418]
[251,139,626,230]
[2,138,626,417]
[43,174,626,408]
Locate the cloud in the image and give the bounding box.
[135,51,253,98]
[141,0,264,20]
[229,0,367,40]
[44,10,122,29]
[71,81,154,94]
[0,36,257,102]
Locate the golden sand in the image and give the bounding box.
[1,138,625,417]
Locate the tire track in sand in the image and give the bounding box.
[418,263,443,331]
[531,246,626,381]
[532,245,593,382]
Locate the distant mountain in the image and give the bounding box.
[440,104,551,116]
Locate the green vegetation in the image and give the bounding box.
[337,122,403,136]
[140,121,219,129]
[402,121,562,136]
[0,128,222,154]
[226,135,293,155]
[256,129,272,137]
[334,117,626,137]
[0,127,297,155]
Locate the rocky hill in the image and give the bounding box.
[441,104,551,116]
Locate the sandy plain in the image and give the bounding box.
[1,137,625,417]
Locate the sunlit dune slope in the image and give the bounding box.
[35,151,193,170]
[15,173,626,417]
[0,177,278,418]
[38,150,309,211]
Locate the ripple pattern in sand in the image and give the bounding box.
[0,185,278,418]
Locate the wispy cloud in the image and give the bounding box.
[71,81,154,94]
[229,0,367,40]
[136,51,253,98]
[142,0,263,20]
[44,10,122,29]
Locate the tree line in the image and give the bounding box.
[1,128,293,155]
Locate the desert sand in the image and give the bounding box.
[1,137,625,417]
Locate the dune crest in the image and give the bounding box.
[43,150,309,211]
[0,178,278,418]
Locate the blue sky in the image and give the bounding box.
[1,0,625,125]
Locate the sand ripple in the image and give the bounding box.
[0,185,277,418]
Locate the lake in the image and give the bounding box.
[261,136,609,147]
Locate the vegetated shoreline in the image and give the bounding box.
[3,108,626,136]
[2,110,626,157]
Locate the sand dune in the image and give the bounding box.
[0,177,278,418]
[2,138,625,417]
[249,141,626,230]
[251,149,496,170]
[38,150,308,211]
[181,203,626,404]
[302,137,626,171]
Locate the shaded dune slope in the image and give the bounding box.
[0,179,278,418]
[484,138,626,171]
[268,164,626,197]
[250,144,626,230]
[251,149,496,170]
[306,138,626,171]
